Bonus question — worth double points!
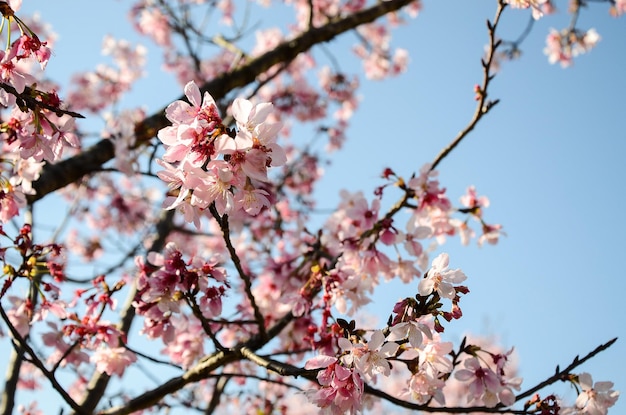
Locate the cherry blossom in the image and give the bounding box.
[505,0,548,19]
[90,346,137,377]
[388,317,432,348]
[305,356,365,414]
[544,28,601,68]
[405,370,446,405]
[612,0,626,16]
[454,357,503,407]
[418,253,467,299]
[570,373,620,415]
[339,330,399,380]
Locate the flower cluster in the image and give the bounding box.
[454,355,521,407]
[504,0,553,20]
[353,23,409,80]
[544,28,600,68]
[304,253,471,412]
[563,373,620,415]
[0,3,82,224]
[418,253,466,300]
[156,81,285,228]
[133,242,228,356]
[305,355,365,415]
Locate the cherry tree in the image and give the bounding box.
[0,0,622,414]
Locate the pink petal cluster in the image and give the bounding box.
[544,28,601,68]
[0,15,79,223]
[353,23,409,80]
[134,242,227,344]
[612,0,626,16]
[564,372,620,415]
[305,356,365,415]
[504,0,550,19]
[339,330,399,380]
[90,346,137,377]
[156,81,285,227]
[454,356,519,407]
[67,35,146,112]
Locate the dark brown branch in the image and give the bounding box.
[186,293,226,351]
[28,0,417,204]
[28,138,115,204]
[122,342,183,370]
[0,341,25,415]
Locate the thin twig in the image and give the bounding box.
[515,337,618,402]
[430,0,506,171]
[122,342,183,370]
[209,204,267,340]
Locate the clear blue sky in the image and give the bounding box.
[9,0,626,413]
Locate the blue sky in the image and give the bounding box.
[8,0,626,413]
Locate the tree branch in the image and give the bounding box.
[239,346,318,378]
[204,376,229,415]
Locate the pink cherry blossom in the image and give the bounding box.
[544,28,601,68]
[418,253,467,299]
[388,320,431,348]
[0,184,26,223]
[304,357,364,414]
[339,330,399,380]
[17,402,42,415]
[573,372,620,415]
[134,6,172,46]
[90,346,137,377]
[454,357,502,407]
[0,41,36,93]
[505,0,548,19]
[405,370,446,405]
[460,185,490,214]
[6,296,31,337]
[418,340,454,376]
[613,0,626,16]
[163,316,205,369]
